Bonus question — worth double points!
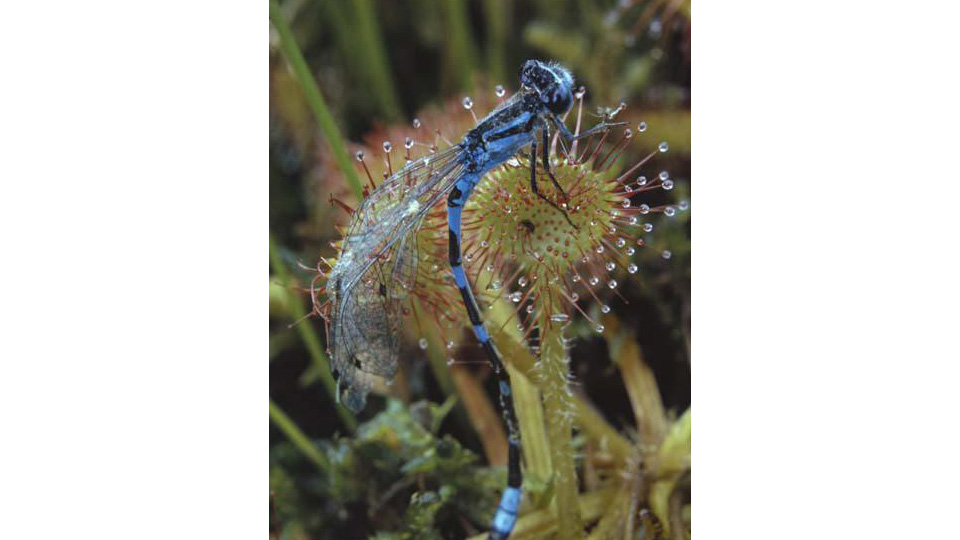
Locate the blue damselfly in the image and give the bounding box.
[324,60,623,540]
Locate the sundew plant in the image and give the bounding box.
[270,1,690,539]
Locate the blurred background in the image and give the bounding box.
[270,1,690,538]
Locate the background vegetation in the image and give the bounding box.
[270,1,690,538]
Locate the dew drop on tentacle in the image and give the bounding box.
[355,150,365,161]
[462,96,474,110]
[607,280,618,289]
[679,200,690,211]
[383,140,393,153]
[589,276,600,286]
[594,324,605,333]
[495,84,506,98]
[637,121,648,132]
[639,204,650,215]
[605,262,616,271]
[628,263,638,274]
[412,118,421,129]
[404,137,414,149]
[643,223,654,233]
[419,338,428,349]
[658,141,669,153]
[574,86,586,100]
[665,206,676,217]
[659,170,669,181]
[601,304,611,314]
[662,179,675,190]
[662,250,672,260]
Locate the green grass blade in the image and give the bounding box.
[270,0,363,199]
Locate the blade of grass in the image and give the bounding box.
[353,0,403,121]
[604,314,667,447]
[649,408,691,538]
[269,234,357,432]
[450,365,508,466]
[482,0,509,83]
[270,0,363,199]
[442,0,479,91]
[269,399,331,473]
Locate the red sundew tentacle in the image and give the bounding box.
[600,237,633,269]
[575,132,600,166]
[569,89,586,159]
[586,131,611,169]
[559,287,596,325]
[610,284,630,305]
[436,129,454,148]
[356,155,377,190]
[594,130,631,171]
[579,273,606,307]
[615,150,659,184]
[565,168,593,200]
[328,194,355,216]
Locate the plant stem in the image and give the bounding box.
[269,399,331,473]
[269,0,363,199]
[269,234,357,432]
[537,289,585,539]
[486,307,635,462]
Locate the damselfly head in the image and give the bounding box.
[519,59,574,115]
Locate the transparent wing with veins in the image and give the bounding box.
[326,144,464,412]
